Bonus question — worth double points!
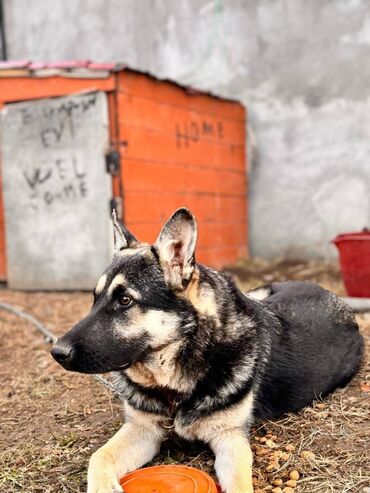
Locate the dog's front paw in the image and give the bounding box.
[87,453,123,493]
[87,472,123,493]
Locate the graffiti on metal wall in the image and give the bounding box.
[175,120,224,148]
[15,94,100,211]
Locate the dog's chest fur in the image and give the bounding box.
[112,265,270,429]
[125,341,196,394]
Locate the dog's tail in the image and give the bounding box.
[244,284,273,301]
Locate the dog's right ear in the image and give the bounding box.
[111,209,139,252]
[154,208,197,290]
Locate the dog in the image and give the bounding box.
[51,208,364,493]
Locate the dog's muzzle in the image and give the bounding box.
[50,341,74,368]
[50,336,142,373]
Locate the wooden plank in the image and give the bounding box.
[126,221,247,249]
[0,101,6,279]
[196,244,248,268]
[118,92,245,145]
[121,159,246,195]
[0,76,115,103]
[123,191,247,224]
[107,91,122,202]
[119,71,245,121]
[118,125,245,170]
[115,70,248,267]
[124,221,247,269]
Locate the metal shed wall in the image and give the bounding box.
[0,67,247,282]
[117,71,247,267]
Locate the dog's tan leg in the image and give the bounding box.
[87,406,166,493]
[210,430,254,493]
[176,393,255,493]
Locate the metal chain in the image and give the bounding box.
[0,301,118,395]
[1,293,367,396]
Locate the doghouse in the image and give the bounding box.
[0,61,247,289]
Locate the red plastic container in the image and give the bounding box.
[333,231,370,297]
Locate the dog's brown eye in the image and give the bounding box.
[119,295,133,307]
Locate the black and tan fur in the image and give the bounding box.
[51,208,364,493]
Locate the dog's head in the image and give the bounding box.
[50,208,198,373]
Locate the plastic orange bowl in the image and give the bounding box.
[120,465,219,493]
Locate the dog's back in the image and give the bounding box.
[252,281,364,419]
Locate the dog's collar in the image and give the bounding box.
[159,391,181,430]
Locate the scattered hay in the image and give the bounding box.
[0,260,368,492]
[226,258,345,295]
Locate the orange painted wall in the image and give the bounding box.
[117,71,248,268]
[0,70,247,280]
[0,100,5,278]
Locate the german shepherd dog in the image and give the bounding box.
[51,208,364,493]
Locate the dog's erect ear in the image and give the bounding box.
[154,208,197,290]
[111,209,139,252]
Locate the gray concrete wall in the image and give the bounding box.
[3,0,370,259]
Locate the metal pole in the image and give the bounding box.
[0,0,7,60]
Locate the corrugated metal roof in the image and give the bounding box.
[0,60,237,103]
[0,59,122,72]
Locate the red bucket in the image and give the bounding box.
[333,230,370,297]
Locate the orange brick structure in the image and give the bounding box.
[0,62,248,282]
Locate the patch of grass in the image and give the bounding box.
[58,432,79,449]
[0,468,24,489]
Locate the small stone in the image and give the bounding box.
[272,488,282,493]
[256,447,268,456]
[255,490,264,493]
[301,450,315,460]
[266,439,276,448]
[289,471,300,481]
[283,488,295,493]
[266,463,279,472]
[260,437,267,443]
[272,479,283,486]
[280,452,290,461]
[285,444,295,452]
[286,480,297,487]
[270,450,283,460]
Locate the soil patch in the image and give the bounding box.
[0,261,368,492]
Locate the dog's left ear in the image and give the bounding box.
[111,209,139,252]
[155,208,197,290]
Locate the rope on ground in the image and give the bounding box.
[1,295,368,396]
[0,301,118,395]
[0,301,57,343]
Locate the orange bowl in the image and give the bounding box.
[120,465,219,493]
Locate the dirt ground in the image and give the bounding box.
[0,259,369,493]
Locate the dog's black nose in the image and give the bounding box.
[50,342,73,363]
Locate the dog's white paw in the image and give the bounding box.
[87,474,123,493]
[87,456,123,493]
